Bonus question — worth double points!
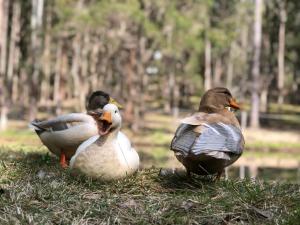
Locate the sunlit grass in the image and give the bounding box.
[0,109,300,224]
[0,145,299,225]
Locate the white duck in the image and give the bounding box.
[70,104,139,181]
[29,91,123,168]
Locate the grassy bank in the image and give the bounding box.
[0,147,299,224]
[0,110,300,224]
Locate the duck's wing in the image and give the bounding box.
[191,122,244,156]
[170,123,198,156]
[30,113,95,133]
[171,113,244,158]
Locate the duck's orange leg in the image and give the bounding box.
[59,152,68,168]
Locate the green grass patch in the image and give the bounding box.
[0,146,300,224]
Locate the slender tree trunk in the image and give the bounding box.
[0,0,9,130]
[239,5,249,100]
[124,48,136,127]
[54,40,62,115]
[277,1,286,104]
[90,40,100,92]
[79,32,90,112]
[163,74,171,113]
[12,3,20,103]
[226,42,234,89]
[7,1,21,99]
[260,88,268,112]
[40,3,52,106]
[0,0,8,77]
[250,0,263,128]
[204,36,212,91]
[71,34,81,102]
[138,36,148,121]
[172,75,179,118]
[29,0,44,120]
[213,57,223,87]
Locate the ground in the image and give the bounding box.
[0,156,299,224]
[0,107,300,224]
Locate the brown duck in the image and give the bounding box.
[170,87,245,178]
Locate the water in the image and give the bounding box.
[227,166,300,183]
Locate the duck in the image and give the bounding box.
[70,103,139,181]
[170,87,244,178]
[30,91,123,168]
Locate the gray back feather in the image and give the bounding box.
[171,122,243,156]
[192,122,243,155]
[170,124,197,156]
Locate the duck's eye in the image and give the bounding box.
[115,110,118,114]
[225,106,236,112]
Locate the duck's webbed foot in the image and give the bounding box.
[214,170,224,181]
[59,152,68,168]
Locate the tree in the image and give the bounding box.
[250,0,263,128]
[277,0,286,104]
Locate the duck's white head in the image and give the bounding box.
[91,103,122,135]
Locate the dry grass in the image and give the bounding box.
[0,110,300,224]
[0,147,299,225]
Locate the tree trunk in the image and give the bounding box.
[213,57,223,87]
[204,36,212,91]
[7,1,21,98]
[0,0,9,130]
[226,42,234,89]
[79,32,90,112]
[124,48,136,129]
[138,36,149,121]
[54,40,62,115]
[277,1,286,104]
[260,88,268,112]
[250,0,263,128]
[29,0,44,120]
[71,34,81,102]
[90,40,100,92]
[0,0,8,77]
[40,2,52,106]
[172,75,180,118]
[163,73,171,113]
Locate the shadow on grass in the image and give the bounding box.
[154,169,215,191]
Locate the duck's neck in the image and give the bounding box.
[96,127,120,144]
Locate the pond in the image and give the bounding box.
[227,157,300,183]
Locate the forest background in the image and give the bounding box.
[1,1,300,224]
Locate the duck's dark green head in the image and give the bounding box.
[86,91,123,111]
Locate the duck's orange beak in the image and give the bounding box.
[100,112,112,123]
[229,98,240,109]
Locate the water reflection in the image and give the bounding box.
[226,157,300,183]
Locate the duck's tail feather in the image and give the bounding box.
[28,119,47,135]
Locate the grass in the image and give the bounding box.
[0,109,300,224]
[0,147,299,225]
